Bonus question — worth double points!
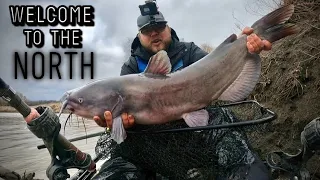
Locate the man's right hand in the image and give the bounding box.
[241,27,272,54]
[24,108,40,124]
[93,111,135,129]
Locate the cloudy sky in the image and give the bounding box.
[0,0,280,101]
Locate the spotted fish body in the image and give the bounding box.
[60,5,299,144]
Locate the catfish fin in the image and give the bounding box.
[110,116,127,144]
[214,34,238,52]
[251,4,300,43]
[144,50,172,75]
[182,109,209,127]
[218,53,261,102]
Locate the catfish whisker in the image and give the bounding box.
[63,113,72,135]
[58,100,68,118]
[69,113,72,127]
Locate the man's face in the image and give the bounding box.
[138,23,172,54]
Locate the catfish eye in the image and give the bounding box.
[78,98,83,104]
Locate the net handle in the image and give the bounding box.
[127,100,277,134]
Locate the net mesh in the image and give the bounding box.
[95,101,275,179]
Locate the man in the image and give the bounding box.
[91,10,273,180]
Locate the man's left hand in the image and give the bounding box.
[242,27,272,54]
[93,111,134,130]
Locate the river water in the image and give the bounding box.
[0,112,106,179]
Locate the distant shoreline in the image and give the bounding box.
[0,102,64,113]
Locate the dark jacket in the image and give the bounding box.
[120,28,208,75]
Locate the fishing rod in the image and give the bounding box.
[37,131,104,149]
[0,77,96,180]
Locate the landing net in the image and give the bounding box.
[95,100,275,179]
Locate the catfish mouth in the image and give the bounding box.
[59,91,92,119]
[66,101,76,112]
[58,97,91,119]
[66,100,91,119]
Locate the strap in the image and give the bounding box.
[172,58,183,72]
[136,57,148,73]
[136,57,183,73]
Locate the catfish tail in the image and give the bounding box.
[251,4,300,43]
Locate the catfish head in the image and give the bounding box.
[59,81,124,125]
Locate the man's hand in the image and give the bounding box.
[93,111,135,130]
[24,108,40,124]
[241,27,272,54]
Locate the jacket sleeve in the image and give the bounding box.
[120,56,139,76]
[188,42,208,65]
